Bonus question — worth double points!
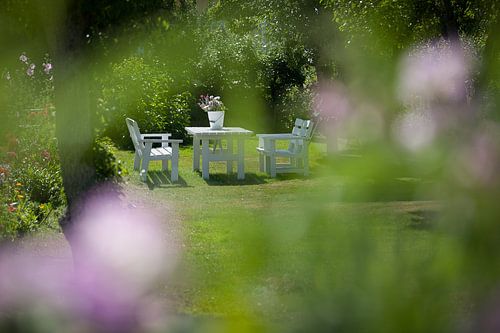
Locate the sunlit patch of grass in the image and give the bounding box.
[114,138,449,324]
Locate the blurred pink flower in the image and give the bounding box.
[0,186,178,331]
[313,80,385,149]
[392,110,436,151]
[313,79,351,122]
[312,80,353,150]
[454,123,500,188]
[398,40,470,104]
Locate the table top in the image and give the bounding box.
[185,127,253,136]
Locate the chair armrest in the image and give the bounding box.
[258,134,301,146]
[141,139,182,154]
[141,133,171,138]
[141,139,183,144]
[256,133,295,139]
[141,134,172,148]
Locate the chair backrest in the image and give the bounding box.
[301,119,314,139]
[288,118,314,154]
[126,118,143,154]
[291,118,305,136]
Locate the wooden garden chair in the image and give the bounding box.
[126,118,182,182]
[256,118,314,177]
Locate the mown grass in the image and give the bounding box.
[115,137,445,322]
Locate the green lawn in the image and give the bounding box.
[115,138,453,329]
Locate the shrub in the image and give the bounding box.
[93,136,127,181]
[275,84,315,130]
[97,56,191,149]
[0,109,65,239]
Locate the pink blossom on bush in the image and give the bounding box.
[43,62,53,74]
[41,150,51,160]
[19,53,28,64]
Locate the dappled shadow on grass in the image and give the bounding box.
[273,173,314,181]
[146,171,190,190]
[201,172,268,186]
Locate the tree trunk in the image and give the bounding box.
[54,0,97,237]
[440,0,460,41]
[474,7,500,121]
[309,5,340,154]
[439,0,470,118]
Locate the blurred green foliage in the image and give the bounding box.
[1,0,500,332]
[97,56,192,148]
[96,0,322,142]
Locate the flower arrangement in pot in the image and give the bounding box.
[198,95,226,130]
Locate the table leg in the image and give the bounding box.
[258,137,264,172]
[193,136,200,171]
[226,137,233,174]
[202,138,209,180]
[237,138,245,180]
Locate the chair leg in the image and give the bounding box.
[134,152,141,170]
[162,159,169,172]
[171,154,179,182]
[140,169,147,181]
[265,155,271,174]
[141,158,150,182]
[259,153,264,172]
[270,154,277,177]
[303,154,309,176]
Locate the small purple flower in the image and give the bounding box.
[5,71,11,80]
[26,68,34,77]
[19,53,28,63]
[43,62,52,74]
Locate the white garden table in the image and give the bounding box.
[185,127,254,180]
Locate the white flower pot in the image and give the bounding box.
[207,111,224,130]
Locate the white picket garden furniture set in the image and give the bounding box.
[126,118,314,182]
